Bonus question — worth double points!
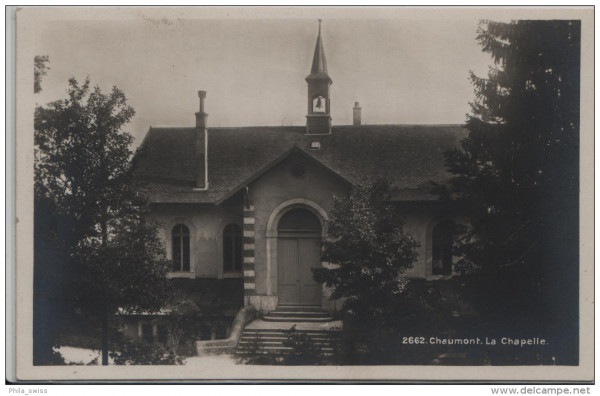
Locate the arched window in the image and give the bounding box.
[432,221,453,276]
[172,224,190,272]
[278,208,321,233]
[223,224,242,273]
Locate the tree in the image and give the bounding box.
[34,55,50,93]
[438,20,580,363]
[312,180,419,362]
[33,189,74,365]
[34,77,171,365]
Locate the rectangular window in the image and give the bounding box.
[157,325,168,344]
[432,221,453,276]
[234,234,242,271]
[141,323,153,343]
[182,235,190,271]
[432,245,442,272]
[172,235,181,271]
[224,224,242,273]
[224,238,233,272]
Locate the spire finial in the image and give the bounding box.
[307,18,330,79]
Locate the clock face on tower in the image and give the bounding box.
[312,96,326,113]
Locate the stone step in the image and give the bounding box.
[274,305,324,312]
[235,349,335,356]
[236,340,337,355]
[238,339,336,345]
[262,316,333,322]
[237,345,335,352]
[268,311,331,318]
[236,318,342,357]
[239,336,334,341]
[238,345,336,352]
[240,338,336,344]
[242,330,334,336]
[238,345,293,352]
[241,332,339,341]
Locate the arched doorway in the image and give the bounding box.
[277,208,322,306]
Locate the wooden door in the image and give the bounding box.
[278,236,321,305]
[277,208,322,306]
[278,237,300,304]
[298,237,321,305]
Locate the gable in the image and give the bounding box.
[215,146,351,205]
[244,148,351,207]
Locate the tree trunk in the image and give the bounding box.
[101,304,109,365]
[101,218,109,365]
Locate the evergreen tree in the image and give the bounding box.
[438,20,580,364]
[34,78,171,365]
[313,180,419,362]
[313,180,418,322]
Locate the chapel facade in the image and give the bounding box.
[133,22,466,319]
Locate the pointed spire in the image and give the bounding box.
[307,19,331,82]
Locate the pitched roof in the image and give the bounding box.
[133,124,467,204]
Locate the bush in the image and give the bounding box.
[44,349,67,365]
[110,340,184,365]
[281,325,325,365]
[235,333,282,365]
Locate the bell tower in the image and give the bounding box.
[306,20,332,135]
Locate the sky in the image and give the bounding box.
[30,7,504,146]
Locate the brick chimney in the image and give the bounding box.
[195,91,208,189]
[196,90,207,128]
[353,102,361,126]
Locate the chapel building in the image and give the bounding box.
[132,22,466,333]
